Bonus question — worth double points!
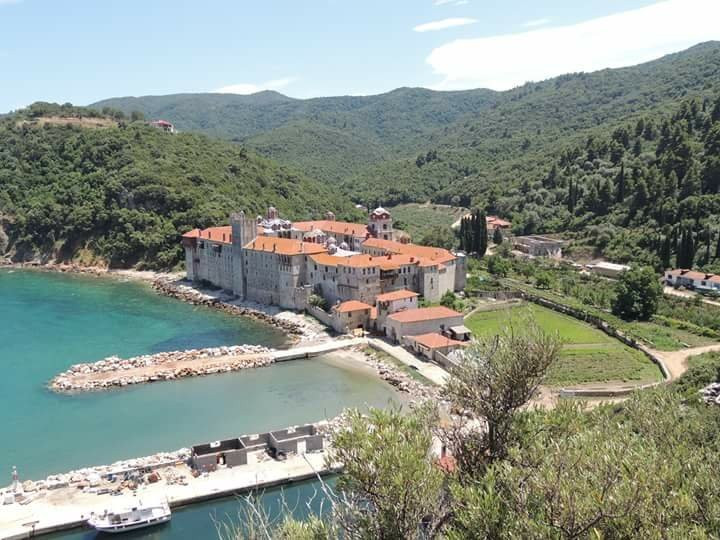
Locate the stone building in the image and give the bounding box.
[513,235,564,258]
[384,306,464,343]
[181,206,465,312]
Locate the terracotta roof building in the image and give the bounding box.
[181,206,467,314]
[384,307,464,343]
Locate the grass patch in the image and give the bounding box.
[389,203,467,241]
[494,276,716,352]
[465,304,663,386]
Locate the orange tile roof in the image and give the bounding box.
[310,253,420,271]
[294,220,369,238]
[376,290,419,302]
[668,268,720,282]
[362,238,455,264]
[410,333,467,349]
[244,236,327,256]
[388,306,463,323]
[182,226,233,244]
[487,215,512,228]
[334,300,373,313]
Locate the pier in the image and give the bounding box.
[0,432,335,539]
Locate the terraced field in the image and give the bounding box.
[465,303,663,386]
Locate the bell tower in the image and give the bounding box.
[368,207,393,241]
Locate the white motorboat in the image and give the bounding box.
[87,500,171,533]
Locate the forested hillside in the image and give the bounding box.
[0,105,356,269]
[486,93,720,271]
[94,43,720,204]
[93,88,500,183]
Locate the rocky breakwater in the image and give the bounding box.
[360,347,442,406]
[50,344,273,392]
[152,278,304,340]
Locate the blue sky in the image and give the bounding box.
[0,0,718,112]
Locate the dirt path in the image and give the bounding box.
[649,343,720,380]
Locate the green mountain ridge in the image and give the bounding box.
[0,104,357,269]
[93,42,720,194]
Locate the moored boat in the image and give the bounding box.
[87,500,171,533]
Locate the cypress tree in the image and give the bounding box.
[616,163,626,203]
[659,235,672,269]
[478,210,488,257]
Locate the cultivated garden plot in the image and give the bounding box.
[465,303,663,386]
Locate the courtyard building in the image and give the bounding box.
[181,207,466,313]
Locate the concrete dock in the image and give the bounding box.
[0,452,332,540]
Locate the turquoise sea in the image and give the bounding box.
[0,269,400,538]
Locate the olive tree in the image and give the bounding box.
[442,322,561,473]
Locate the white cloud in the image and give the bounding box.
[434,0,469,5]
[414,17,477,33]
[522,18,550,28]
[427,0,720,91]
[214,77,295,95]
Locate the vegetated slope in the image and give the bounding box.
[93,88,500,183]
[349,42,720,206]
[0,105,357,269]
[483,90,720,271]
[93,43,720,197]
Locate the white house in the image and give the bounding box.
[666,269,720,290]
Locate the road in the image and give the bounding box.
[664,286,720,308]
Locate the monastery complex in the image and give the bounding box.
[181,207,469,342]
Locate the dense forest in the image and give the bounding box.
[5,43,720,269]
[0,104,357,268]
[95,43,720,209]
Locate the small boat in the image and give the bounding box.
[87,500,171,533]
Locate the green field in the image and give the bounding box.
[389,203,467,242]
[465,304,663,387]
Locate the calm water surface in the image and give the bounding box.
[1,270,399,539]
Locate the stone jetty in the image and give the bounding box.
[50,345,273,392]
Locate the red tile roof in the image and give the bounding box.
[294,220,369,238]
[362,238,455,264]
[334,300,373,313]
[310,253,420,271]
[376,290,419,302]
[182,226,233,244]
[244,237,327,256]
[668,269,717,281]
[487,215,511,228]
[410,333,467,349]
[388,306,463,323]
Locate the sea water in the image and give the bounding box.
[0,270,400,538]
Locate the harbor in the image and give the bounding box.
[0,423,336,540]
